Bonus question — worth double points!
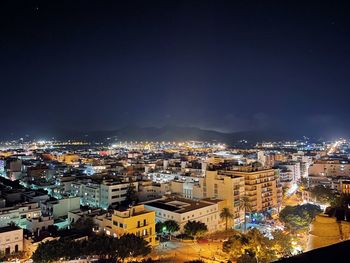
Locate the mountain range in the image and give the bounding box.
[48,126,305,146]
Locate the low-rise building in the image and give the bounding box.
[0,225,23,255]
[41,196,80,219]
[91,205,157,246]
[144,196,225,233]
[0,202,41,228]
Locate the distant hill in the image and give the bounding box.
[50,126,301,146]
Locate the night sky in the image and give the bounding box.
[1,1,350,139]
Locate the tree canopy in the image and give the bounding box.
[310,185,336,205]
[32,234,151,262]
[223,228,293,263]
[184,221,208,238]
[121,183,139,207]
[71,215,96,235]
[279,204,322,232]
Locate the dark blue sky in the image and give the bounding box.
[1,0,350,139]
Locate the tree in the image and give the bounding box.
[325,193,350,221]
[163,220,180,239]
[122,183,139,206]
[220,207,233,231]
[239,196,253,233]
[269,230,293,257]
[279,204,322,232]
[310,185,336,205]
[184,221,208,239]
[71,215,96,235]
[32,234,151,262]
[117,234,151,261]
[223,228,278,263]
[155,221,164,235]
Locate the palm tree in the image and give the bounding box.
[220,207,233,231]
[239,196,252,233]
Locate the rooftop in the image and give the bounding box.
[0,225,21,233]
[145,196,218,214]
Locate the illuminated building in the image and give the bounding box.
[309,159,350,177]
[108,204,157,246]
[144,196,226,233]
[230,168,282,213]
[0,225,23,255]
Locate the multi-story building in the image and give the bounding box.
[230,168,282,213]
[277,161,301,182]
[0,225,23,255]
[100,181,138,209]
[340,180,350,194]
[309,159,350,177]
[94,204,157,246]
[110,204,156,246]
[0,202,41,228]
[70,180,138,209]
[167,170,245,227]
[144,196,226,233]
[26,215,54,234]
[41,196,80,219]
[199,171,245,226]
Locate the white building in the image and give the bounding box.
[70,180,138,209]
[0,202,41,228]
[26,215,54,234]
[41,196,80,219]
[144,196,225,233]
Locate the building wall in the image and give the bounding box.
[231,168,282,213]
[145,200,225,233]
[0,227,23,255]
[193,171,245,226]
[0,203,41,228]
[109,205,157,246]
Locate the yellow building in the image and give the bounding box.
[56,154,80,164]
[110,204,157,246]
[192,170,245,227]
[231,168,282,212]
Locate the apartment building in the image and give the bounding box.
[167,170,245,228]
[230,168,282,213]
[100,181,139,209]
[0,202,41,228]
[41,196,80,219]
[309,159,350,177]
[70,179,138,209]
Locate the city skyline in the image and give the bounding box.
[2,1,350,139]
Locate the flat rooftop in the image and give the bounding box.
[0,225,21,233]
[145,197,219,214]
